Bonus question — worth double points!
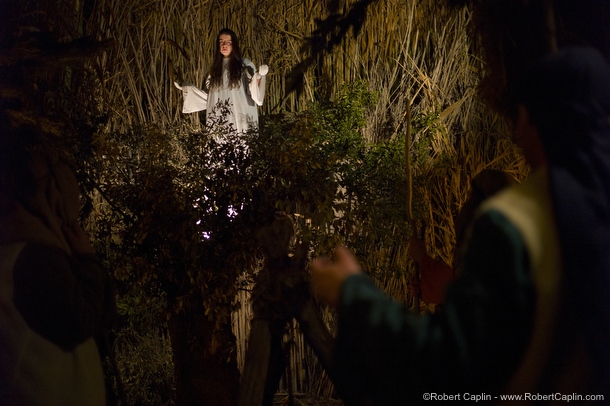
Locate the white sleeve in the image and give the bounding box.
[249,73,266,106]
[243,59,266,106]
[176,81,208,113]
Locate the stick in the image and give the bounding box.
[405,100,421,314]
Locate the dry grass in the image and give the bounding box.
[9,0,531,401]
[88,0,526,397]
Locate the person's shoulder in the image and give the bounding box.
[476,168,559,262]
[479,169,549,217]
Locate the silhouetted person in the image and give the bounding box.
[310,47,610,403]
[0,123,114,405]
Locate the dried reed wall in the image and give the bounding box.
[87,0,528,268]
[85,0,528,396]
[68,0,529,398]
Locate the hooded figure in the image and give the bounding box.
[308,47,610,404]
[510,46,610,395]
[0,125,112,405]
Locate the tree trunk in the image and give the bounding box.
[238,317,287,406]
[238,215,338,405]
[169,306,240,406]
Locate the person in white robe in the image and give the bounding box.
[175,28,267,133]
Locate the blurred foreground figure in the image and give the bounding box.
[311,47,610,404]
[0,123,113,405]
[408,169,515,307]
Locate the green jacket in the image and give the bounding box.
[334,169,573,404]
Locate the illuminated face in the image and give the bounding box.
[219,34,233,58]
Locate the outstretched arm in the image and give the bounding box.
[309,212,536,403]
[248,64,268,106]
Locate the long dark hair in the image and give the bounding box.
[209,28,244,90]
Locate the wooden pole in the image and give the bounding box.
[405,100,421,314]
[238,215,338,405]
